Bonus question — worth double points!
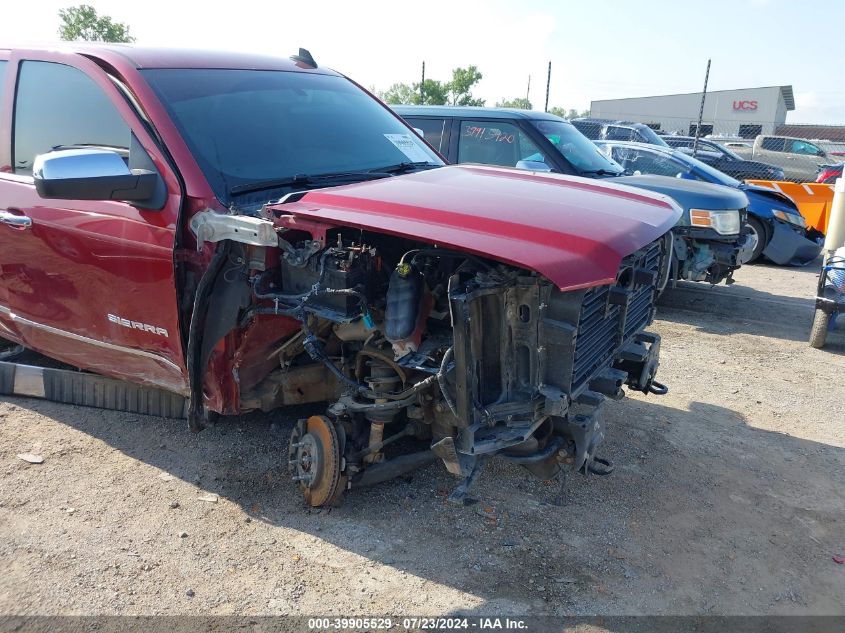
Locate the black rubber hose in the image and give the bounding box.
[300,315,369,393]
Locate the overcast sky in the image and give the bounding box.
[3,0,843,123]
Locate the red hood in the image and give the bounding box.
[268,165,681,291]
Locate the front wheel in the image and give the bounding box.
[809,309,830,349]
[739,217,767,265]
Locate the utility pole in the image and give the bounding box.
[526,75,531,102]
[544,62,551,112]
[692,59,711,157]
[420,61,425,104]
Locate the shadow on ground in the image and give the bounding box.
[658,263,845,354]
[7,383,844,616]
[3,258,845,615]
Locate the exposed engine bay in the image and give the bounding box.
[189,210,670,507]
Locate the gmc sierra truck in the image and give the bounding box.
[0,45,679,506]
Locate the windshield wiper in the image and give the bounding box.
[368,161,440,174]
[229,170,392,197]
[580,168,623,177]
[230,162,441,197]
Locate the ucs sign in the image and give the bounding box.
[733,100,758,111]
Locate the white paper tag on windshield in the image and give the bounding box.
[384,133,431,163]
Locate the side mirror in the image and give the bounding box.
[515,159,552,172]
[33,149,158,202]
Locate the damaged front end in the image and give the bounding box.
[188,204,671,506]
[671,225,747,286]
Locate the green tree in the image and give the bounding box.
[419,79,449,105]
[380,65,484,106]
[548,106,590,119]
[58,5,135,43]
[381,82,418,105]
[496,97,532,109]
[380,79,449,105]
[447,66,484,106]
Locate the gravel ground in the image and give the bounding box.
[1,261,844,617]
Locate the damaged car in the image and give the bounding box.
[0,45,679,506]
[395,106,749,287]
[596,141,822,266]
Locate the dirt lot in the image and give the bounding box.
[1,261,844,617]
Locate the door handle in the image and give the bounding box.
[0,210,32,230]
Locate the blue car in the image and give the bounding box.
[595,141,822,266]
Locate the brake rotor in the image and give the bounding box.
[288,415,346,507]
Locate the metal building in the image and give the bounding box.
[590,85,795,138]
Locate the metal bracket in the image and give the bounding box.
[189,210,279,251]
[539,384,569,417]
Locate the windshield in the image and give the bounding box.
[141,69,442,202]
[708,141,742,161]
[636,126,669,147]
[531,120,623,175]
[674,150,741,188]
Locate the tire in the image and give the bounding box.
[739,217,767,265]
[809,309,830,349]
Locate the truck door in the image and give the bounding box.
[787,139,827,183]
[0,53,188,394]
[0,53,18,344]
[757,137,794,180]
[403,116,451,158]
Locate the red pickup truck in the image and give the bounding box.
[0,45,679,506]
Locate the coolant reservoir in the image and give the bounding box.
[385,263,426,358]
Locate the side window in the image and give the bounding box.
[13,61,130,175]
[789,140,821,156]
[618,148,684,177]
[760,137,786,152]
[700,141,722,155]
[457,120,546,167]
[406,117,449,154]
[605,126,635,141]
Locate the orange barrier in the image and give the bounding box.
[746,180,835,235]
